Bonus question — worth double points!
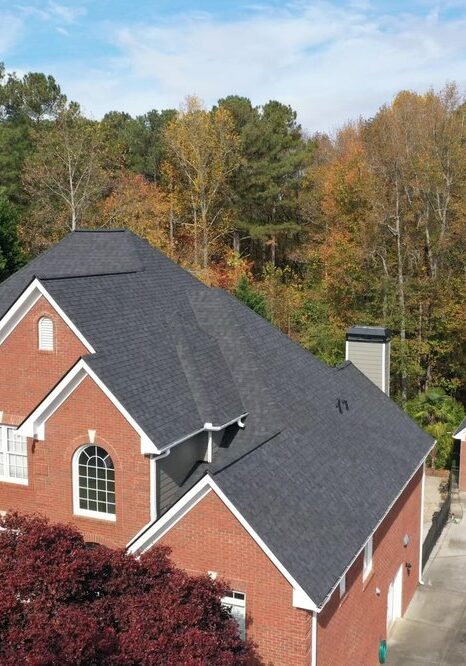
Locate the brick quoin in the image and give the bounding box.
[0,296,87,424]
[158,490,312,666]
[317,467,422,666]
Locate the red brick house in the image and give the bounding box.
[0,230,433,665]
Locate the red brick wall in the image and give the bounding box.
[0,376,151,548]
[0,296,87,423]
[159,490,312,666]
[317,467,422,666]
[459,440,466,491]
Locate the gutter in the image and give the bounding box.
[319,445,435,612]
[155,412,249,455]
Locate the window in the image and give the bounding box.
[0,427,28,484]
[363,536,373,580]
[38,317,54,351]
[339,574,346,599]
[222,591,246,640]
[73,445,115,520]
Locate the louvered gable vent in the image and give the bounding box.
[38,317,54,351]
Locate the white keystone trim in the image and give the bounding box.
[17,358,159,455]
[126,474,319,612]
[0,278,95,353]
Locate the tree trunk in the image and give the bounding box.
[233,230,240,254]
[201,208,209,269]
[395,175,408,404]
[270,235,276,266]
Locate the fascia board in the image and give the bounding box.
[126,474,318,612]
[18,358,160,455]
[0,278,95,353]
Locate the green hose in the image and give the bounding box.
[379,639,388,663]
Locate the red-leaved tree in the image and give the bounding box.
[0,513,258,665]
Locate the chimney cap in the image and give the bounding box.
[346,326,391,343]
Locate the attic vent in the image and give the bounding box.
[38,317,54,351]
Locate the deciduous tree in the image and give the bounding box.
[0,512,257,665]
[164,96,241,269]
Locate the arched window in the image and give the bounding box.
[73,445,115,520]
[38,316,54,350]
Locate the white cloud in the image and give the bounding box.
[38,1,466,131]
[47,1,86,24]
[0,13,23,56]
[16,1,86,25]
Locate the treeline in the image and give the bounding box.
[1,63,465,410]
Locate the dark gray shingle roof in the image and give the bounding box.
[454,416,466,436]
[0,230,433,608]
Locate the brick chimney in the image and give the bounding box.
[346,326,391,395]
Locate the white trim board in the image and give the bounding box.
[18,358,159,455]
[0,278,95,353]
[126,473,319,613]
[454,427,466,441]
[320,452,433,610]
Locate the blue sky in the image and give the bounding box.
[1,1,465,132]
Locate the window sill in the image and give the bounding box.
[74,511,116,523]
[0,477,28,486]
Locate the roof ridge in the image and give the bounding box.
[73,228,128,233]
[39,269,142,281]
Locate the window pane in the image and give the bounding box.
[0,452,4,476]
[8,453,27,479]
[223,596,246,640]
[7,429,27,454]
[75,445,115,516]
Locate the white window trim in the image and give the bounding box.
[72,444,116,522]
[339,574,346,598]
[363,535,373,581]
[222,590,246,639]
[38,316,54,351]
[0,426,28,485]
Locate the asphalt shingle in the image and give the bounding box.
[0,230,433,608]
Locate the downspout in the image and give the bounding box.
[311,611,318,666]
[419,460,426,583]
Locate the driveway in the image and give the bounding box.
[388,492,466,665]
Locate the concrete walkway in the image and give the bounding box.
[388,492,466,665]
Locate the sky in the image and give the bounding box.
[1,0,465,133]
